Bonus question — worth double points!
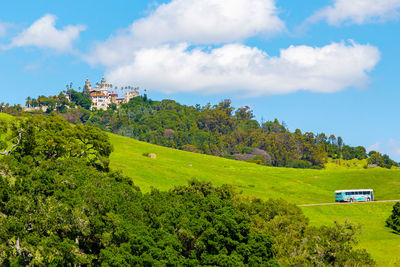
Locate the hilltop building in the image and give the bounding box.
[87,77,139,110]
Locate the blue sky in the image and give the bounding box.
[0,0,400,160]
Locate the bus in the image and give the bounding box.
[335,189,374,203]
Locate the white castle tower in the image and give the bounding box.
[89,77,111,110]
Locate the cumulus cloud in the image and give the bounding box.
[8,14,86,52]
[84,0,380,96]
[131,0,284,44]
[106,41,380,96]
[308,0,400,25]
[85,0,285,66]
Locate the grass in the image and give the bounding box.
[108,133,400,265]
[109,133,400,204]
[324,158,368,170]
[302,203,400,266]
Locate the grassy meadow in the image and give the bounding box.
[302,203,400,266]
[109,133,400,265]
[109,133,400,204]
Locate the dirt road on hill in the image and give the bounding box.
[298,199,399,207]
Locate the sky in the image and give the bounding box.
[0,0,399,160]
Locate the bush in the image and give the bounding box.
[241,146,253,154]
[286,159,313,169]
[222,154,235,160]
[386,202,400,233]
[245,155,266,165]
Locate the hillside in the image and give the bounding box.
[109,133,400,265]
[109,133,400,204]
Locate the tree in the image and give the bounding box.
[368,151,398,169]
[25,97,32,108]
[67,89,91,110]
[235,106,254,121]
[0,116,113,170]
[386,202,400,233]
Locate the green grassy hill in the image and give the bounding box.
[109,133,400,265]
[109,133,400,204]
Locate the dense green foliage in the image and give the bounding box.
[368,150,399,169]
[0,115,113,170]
[0,115,374,265]
[386,202,400,234]
[0,158,276,266]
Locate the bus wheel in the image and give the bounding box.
[350,198,353,203]
[367,198,370,202]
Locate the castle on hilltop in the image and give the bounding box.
[86,77,139,110]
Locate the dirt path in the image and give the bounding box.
[298,199,400,207]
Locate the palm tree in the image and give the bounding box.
[25,96,32,107]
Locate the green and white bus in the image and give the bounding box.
[335,189,374,203]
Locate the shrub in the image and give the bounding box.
[286,159,313,169]
[386,202,400,233]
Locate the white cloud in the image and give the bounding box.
[0,22,12,38]
[131,0,284,44]
[389,139,400,155]
[106,41,380,96]
[308,0,400,25]
[367,142,381,152]
[367,139,400,159]
[84,0,380,96]
[8,14,86,52]
[85,0,285,66]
